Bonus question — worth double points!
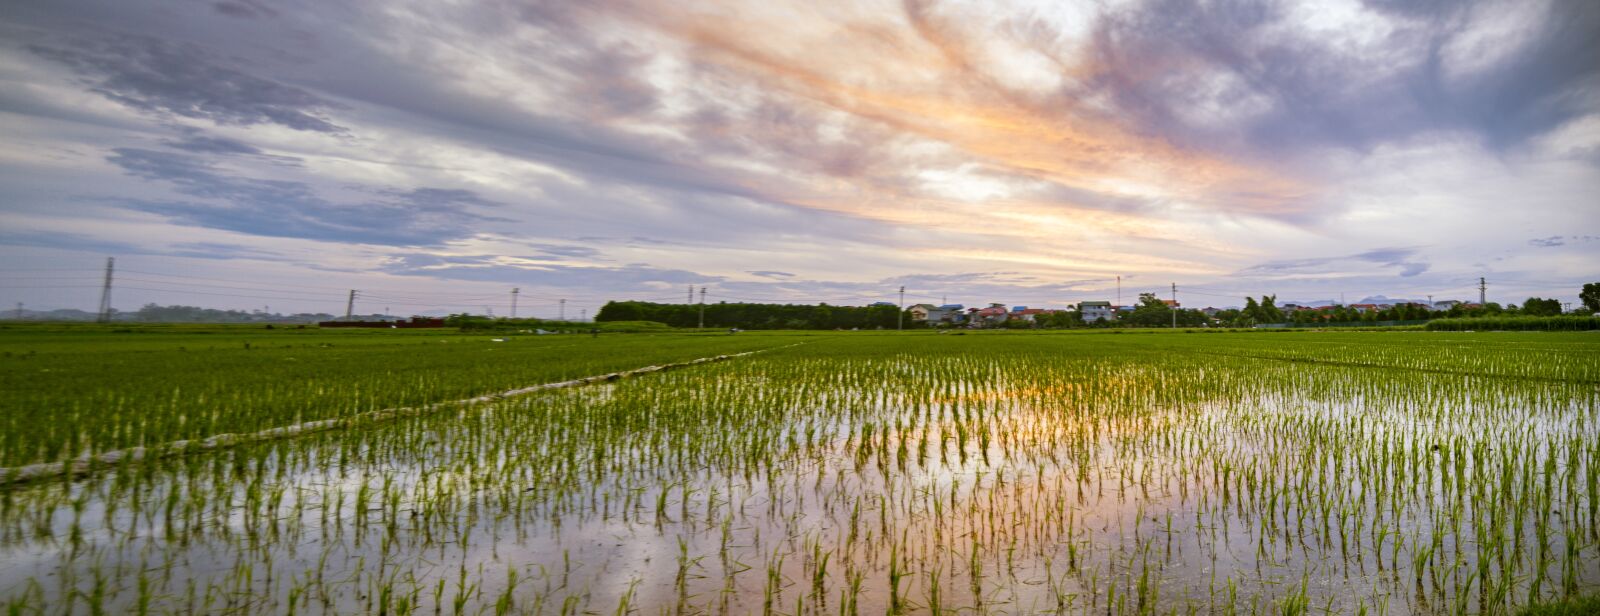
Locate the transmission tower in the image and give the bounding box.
[96,257,115,323]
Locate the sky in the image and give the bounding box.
[1,0,1597,318]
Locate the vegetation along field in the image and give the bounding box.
[0,325,1596,614]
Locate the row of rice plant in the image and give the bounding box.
[0,330,786,467]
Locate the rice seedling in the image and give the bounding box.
[0,328,1594,613]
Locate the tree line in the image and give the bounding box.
[596,301,902,330]
[593,283,1598,331]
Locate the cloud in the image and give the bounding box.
[0,229,144,255]
[0,0,1594,313]
[106,148,504,246]
[0,230,280,261]
[1239,247,1431,278]
[159,130,303,166]
[379,253,716,288]
[1529,236,1565,247]
[1083,0,1600,155]
[28,35,345,133]
[211,1,278,19]
[520,244,603,259]
[165,242,284,260]
[159,133,262,156]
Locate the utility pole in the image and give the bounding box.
[1117,275,1121,307]
[14,302,22,321]
[1478,277,1487,305]
[688,285,694,304]
[510,288,519,318]
[898,286,905,331]
[580,308,587,322]
[96,257,115,323]
[698,287,706,330]
[1171,283,1177,329]
[345,289,356,320]
[559,298,566,321]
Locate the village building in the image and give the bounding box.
[1011,308,1055,322]
[968,303,1010,327]
[1078,301,1115,322]
[910,303,967,324]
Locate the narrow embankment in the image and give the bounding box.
[0,345,791,486]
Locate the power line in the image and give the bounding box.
[0,284,101,290]
[1182,289,1249,299]
[117,269,356,292]
[120,268,619,302]
[0,276,104,282]
[0,268,101,273]
[115,278,349,300]
[116,286,343,304]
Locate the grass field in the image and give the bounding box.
[0,325,1596,614]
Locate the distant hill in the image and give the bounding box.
[5,304,343,323]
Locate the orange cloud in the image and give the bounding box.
[606,0,1310,213]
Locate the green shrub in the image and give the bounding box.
[1427,316,1600,331]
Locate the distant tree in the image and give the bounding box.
[810,305,833,329]
[1259,295,1284,323]
[1521,297,1562,317]
[1117,294,1206,327]
[133,303,274,323]
[1040,310,1083,328]
[1581,283,1600,312]
[1123,293,1173,327]
[593,300,902,330]
[1234,295,1284,325]
[1235,297,1261,327]
[596,302,643,321]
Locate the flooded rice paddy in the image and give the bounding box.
[0,332,1596,614]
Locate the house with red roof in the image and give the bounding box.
[968,303,1010,327]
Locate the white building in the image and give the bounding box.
[1078,301,1115,322]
